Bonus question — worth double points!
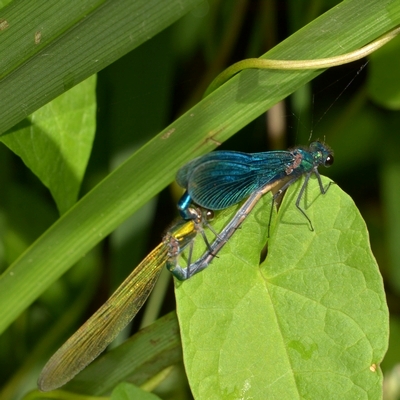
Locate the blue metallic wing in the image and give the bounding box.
[176,151,249,188]
[177,150,297,210]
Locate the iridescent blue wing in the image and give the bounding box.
[176,151,247,188]
[177,150,296,210]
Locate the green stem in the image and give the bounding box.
[204,25,400,97]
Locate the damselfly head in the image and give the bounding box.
[309,141,334,168]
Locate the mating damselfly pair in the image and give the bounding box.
[38,141,333,392]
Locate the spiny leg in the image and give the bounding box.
[295,173,314,231]
[315,167,334,195]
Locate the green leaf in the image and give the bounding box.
[175,177,388,399]
[0,76,96,214]
[0,1,12,10]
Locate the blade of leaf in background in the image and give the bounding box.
[368,33,400,110]
[367,30,400,297]
[0,0,398,337]
[0,76,97,215]
[0,184,59,266]
[0,0,203,136]
[175,177,388,399]
[381,164,400,295]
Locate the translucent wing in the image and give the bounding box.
[38,243,168,392]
